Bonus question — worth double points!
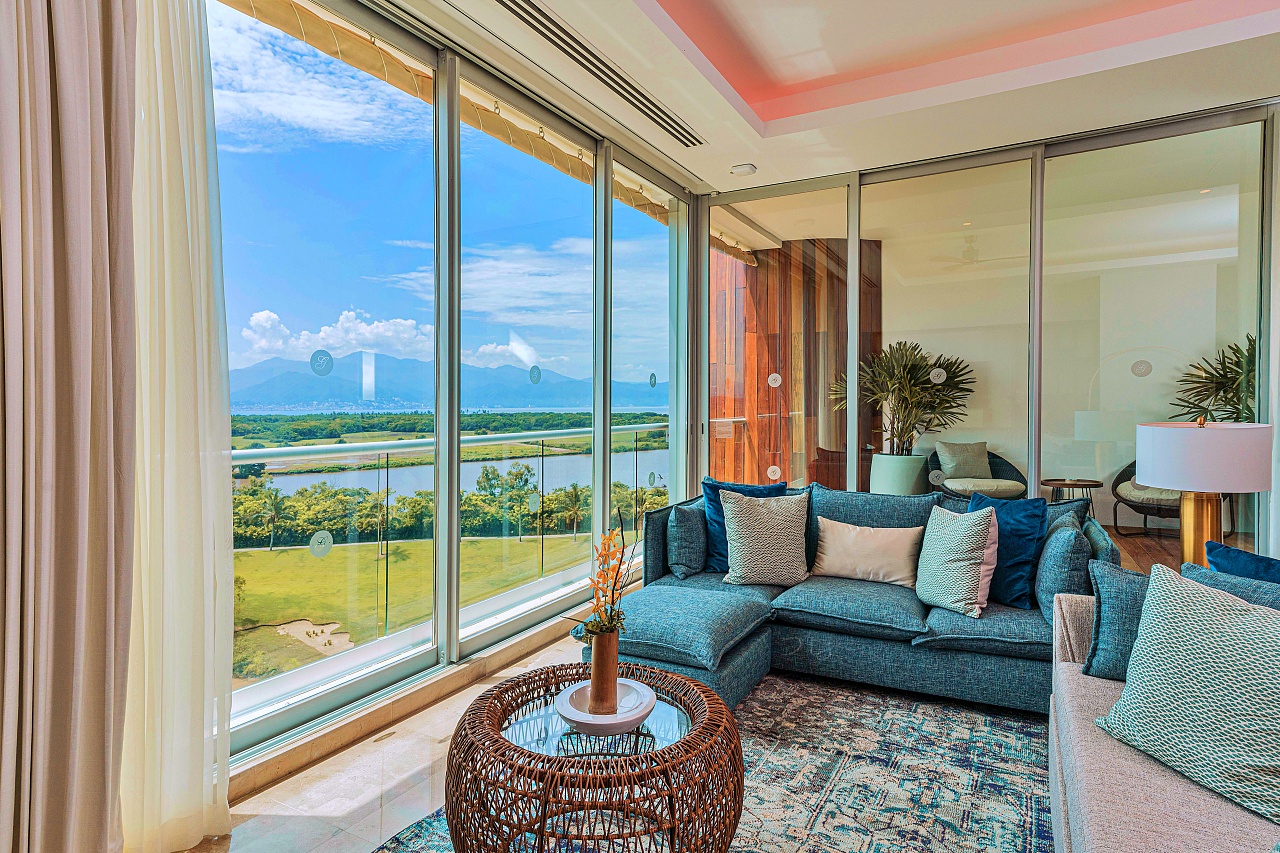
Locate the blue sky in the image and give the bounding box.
[208,1,671,384]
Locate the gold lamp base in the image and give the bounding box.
[1180,491,1223,567]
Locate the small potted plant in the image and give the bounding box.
[832,341,975,495]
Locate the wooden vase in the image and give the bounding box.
[589,630,619,715]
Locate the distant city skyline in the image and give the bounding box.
[208,1,673,385]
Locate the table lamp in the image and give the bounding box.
[1136,420,1273,566]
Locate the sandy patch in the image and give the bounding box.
[276,619,354,655]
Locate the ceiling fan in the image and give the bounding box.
[929,235,1025,271]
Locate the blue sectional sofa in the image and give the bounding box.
[586,486,1118,715]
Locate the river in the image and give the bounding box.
[267,448,670,497]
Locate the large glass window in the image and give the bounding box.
[610,163,682,540]
[707,188,849,487]
[457,80,595,640]
[1042,124,1265,562]
[211,0,437,719]
[860,162,1032,494]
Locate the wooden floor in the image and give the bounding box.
[1102,524,1252,573]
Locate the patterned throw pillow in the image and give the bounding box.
[1097,564,1280,823]
[720,490,809,588]
[935,440,992,479]
[914,505,998,618]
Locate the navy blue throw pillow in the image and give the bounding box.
[968,494,1047,609]
[701,476,787,574]
[1205,540,1280,584]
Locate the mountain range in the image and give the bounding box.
[229,352,669,411]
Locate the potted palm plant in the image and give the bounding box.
[832,341,975,495]
[1170,334,1256,423]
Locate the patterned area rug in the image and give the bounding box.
[376,673,1052,853]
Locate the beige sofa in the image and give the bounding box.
[1049,593,1280,853]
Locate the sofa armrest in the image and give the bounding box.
[1053,593,1095,666]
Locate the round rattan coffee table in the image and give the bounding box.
[445,662,744,853]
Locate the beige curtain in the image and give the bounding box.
[121,0,233,850]
[0,2,138,853]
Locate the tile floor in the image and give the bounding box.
[188,636,582,853]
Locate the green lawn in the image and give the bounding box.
[233,534,592,684]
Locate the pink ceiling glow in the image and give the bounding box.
[640,0,1280,127]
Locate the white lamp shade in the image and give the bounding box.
[1136,422,1273,494]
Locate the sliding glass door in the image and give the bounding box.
[1042,123,1265,561]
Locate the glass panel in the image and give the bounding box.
[860,162,1032,494]
[708,188,849,487]
[610,162,680,542]
[210,0,436,696]
[1043,124,1264,560]
[458,80,595,638]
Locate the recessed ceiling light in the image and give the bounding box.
[962,221,972,226]
[729,163,757,177]
[1200,189,1211,193]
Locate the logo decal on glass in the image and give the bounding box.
[929,470,947,486]
[1131,360,1152,378]
[649,373,657,388]
[309,530,334,558]
[767,465,782,480]
[767,373,782,388]
[929,368,947,384]
[529,365,541,385]
[648,472,656,487]
[528,494,540,512]
[310,349,334,376]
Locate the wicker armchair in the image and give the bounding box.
[926,450,1027,501]
[1110,460,1235,538]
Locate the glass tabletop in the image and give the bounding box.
[501,692,691,758]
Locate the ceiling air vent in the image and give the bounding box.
[493,0,705,148]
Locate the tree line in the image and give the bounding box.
[232,464,669,550]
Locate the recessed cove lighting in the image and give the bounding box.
[962,221,972,226]
[1200,188,1211,193]
[729,163,757,177]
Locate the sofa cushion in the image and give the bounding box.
[1082,516,1121,565]
[1098,565,1280,823]
[912,602,1052,661]
[942,478,1025,499]
[969,494,1047,610]
[1205,540,1280,584]
[1035,514,1092,624]
[915,505,998,618]
[701,477,787,574]
[1053,660,1280,852]
[1183,563,1280,610]
[611,585,771,671]
[771,576,929,641]
[666,502,706,580]
[1045,498,1090,528]
[935,440,991,479]
[1082,560,1149,681]
[722,490,809,587]
[648,570,786,604]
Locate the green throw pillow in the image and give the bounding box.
[934,440,991,479]
[1097,564,1280,824]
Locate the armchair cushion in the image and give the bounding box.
[942,478,1025,499]
[1115,478,1180,507]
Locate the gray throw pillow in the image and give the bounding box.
[721,490,809,588]
[666,503,707,580]
[1035,514,1092,624]
[935,441,991,479]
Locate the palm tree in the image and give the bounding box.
[561,483,588,542]
[257,487,292,551]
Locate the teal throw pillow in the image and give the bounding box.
[1034,514,1092,625]
[666,503,706,580]
[1097,564,1280,824]
[1083,560,1149,681]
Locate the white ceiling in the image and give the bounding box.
[400,0,1280,196]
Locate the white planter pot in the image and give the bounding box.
[869,453,929,496]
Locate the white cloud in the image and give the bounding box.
[207,2,431,149]
[233,309,435,367]
[463,331,540,369]
[386,239,433,250]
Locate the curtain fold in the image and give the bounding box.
[0,2,138,852]
[121,0,234,850]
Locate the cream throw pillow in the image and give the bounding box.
[811,516,925,588]
[935,440,991,479]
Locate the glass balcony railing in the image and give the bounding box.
[229,422,669,701]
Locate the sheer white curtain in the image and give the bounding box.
[122,0,233,850]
